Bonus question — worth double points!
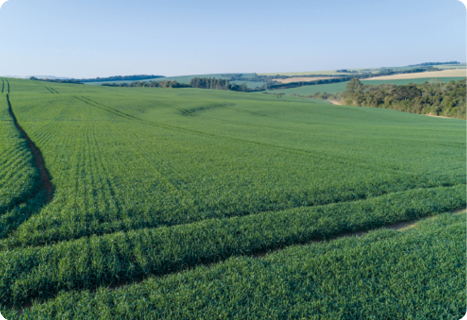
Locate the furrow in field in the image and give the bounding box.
[44,86,55,94]
[6,95,53,201]
[6,90,467,250]
[83,123,123,225]
[74,96,139,122]
[0,184,464,307]
[49,86,59,94]
[4,92,467,245]
[91,125,124,223]
[2,176,465,249]
[76,95,414,176]
[0,95,53,238]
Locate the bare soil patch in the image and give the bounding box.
[425,113,452,119]
[328,100,343,105]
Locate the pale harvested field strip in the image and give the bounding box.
[273,77,337,84]
[365,69,466,80]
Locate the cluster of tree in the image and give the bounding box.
[329,78,466,119]
[30,77,83,84]
[336,69,358,73]
[189,77,230,90]
[263,92,285,98]
[189,77,253,92]
[102,80,189,88]
[298,92,332,99]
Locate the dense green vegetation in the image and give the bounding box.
[336,78,466,119]
[0,91,50,241]
[5,211,465,319]
[0,184,463,306]
[84,74,233,86]
[407,61,460,67]
[0,94,40,216]
[0,77,465,316]
[265,77,464,97]
[101,80,189,88]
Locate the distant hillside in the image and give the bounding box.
[79,75,164,83]
[407,61,460,67]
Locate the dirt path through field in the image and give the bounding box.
[328,100,343,105]
[425,114,452,119]
[7,94,54,201]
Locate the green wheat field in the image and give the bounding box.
[0,77,465,319]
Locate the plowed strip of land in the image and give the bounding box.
[365,69,466,80]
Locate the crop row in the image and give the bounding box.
[0,184,464,306]
[6,87,466,247]
[4,209,465,319]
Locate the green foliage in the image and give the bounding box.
[341,78,466,119]
[0,94,40,215]
[6,211,465,319]
[101,80,189,88]
[0,185,464,306]
[0,77,465,315]
[189,77,231,90]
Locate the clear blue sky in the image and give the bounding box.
[0,0,465,78]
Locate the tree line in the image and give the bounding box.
[407,61,460,67]
[29,77,83,84]
[189,77,251,91]
[101,80,189,88]
[328,78,466,119]
[78,75,164,82]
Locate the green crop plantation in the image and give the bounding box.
[1,77,465,318]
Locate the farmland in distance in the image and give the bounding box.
[274,76,467,97]
[0,77,465,317]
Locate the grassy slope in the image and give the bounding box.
[0,78,465,313]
